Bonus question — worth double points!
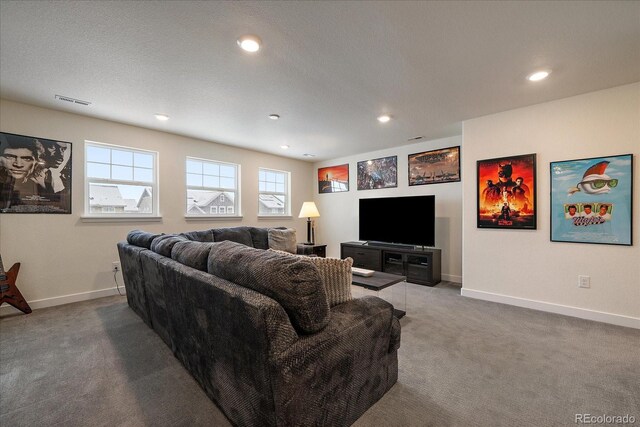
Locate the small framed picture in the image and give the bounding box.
[318,164,349,193]
[477,153,537,229]
[357,155,397,190]
[550,154,633,245]
[408,146,460,186]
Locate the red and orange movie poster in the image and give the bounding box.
[318,164,349,193]
[477,153,536,229]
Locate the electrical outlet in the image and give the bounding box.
[112,261,121,273]
[578,275,590,288]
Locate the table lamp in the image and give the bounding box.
[298,202,320,245]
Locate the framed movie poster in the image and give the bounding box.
[408,146,460,186]
[0,132,72,214]
[357,155,397,190]
[318,164,349,193]
[550,154,633,246]
[477,153,536,229]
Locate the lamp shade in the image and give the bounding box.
[298,201,320,218]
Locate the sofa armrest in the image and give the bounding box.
[283,296,396,358]
[270,296,399,426]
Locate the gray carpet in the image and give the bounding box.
[1,283,638,426]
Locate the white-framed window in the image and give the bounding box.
[186,157,240,216]
[258,168,290,216]
[84,141,158,216]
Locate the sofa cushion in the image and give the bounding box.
[269,249,354,307]
[268,228,297,253]
[307,256,353,307]
[180,229,215,242]
[248,227,270,250]
[151,234,189,257]
[213,226,254,247]
[208,241,330,334]
[127,229,162,249]
[171,240,218,271]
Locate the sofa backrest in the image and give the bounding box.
[127,226,290,255]
[152,252,297,426]
[208,241,330,334]
[179,229,214,242]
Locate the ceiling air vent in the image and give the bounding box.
[55,94,91,106]
[407,136,424,142]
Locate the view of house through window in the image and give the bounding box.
[186,158,239,216]
[258,168,290,215]
[85,142,157,215]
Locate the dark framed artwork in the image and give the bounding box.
[408,146,460,186]
[318,164,349,193]
[357,155,397,190]
[550,154,633,246]
[0,132,72,214]
[477,153,536,229]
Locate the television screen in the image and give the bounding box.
[359,195,435,246]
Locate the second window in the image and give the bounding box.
[186,157,239,216]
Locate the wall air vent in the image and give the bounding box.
[55,94,91,106]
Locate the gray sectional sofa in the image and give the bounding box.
[117,226,400,427]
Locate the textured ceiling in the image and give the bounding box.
[1,1,639,161]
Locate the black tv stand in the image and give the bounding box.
[341,241,441,286]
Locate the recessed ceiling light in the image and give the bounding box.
[303,153,316,158]
[527,70,550,82]
[154,113,169,121]
[237,35,262,53]
[269,114,280,120]
[280,145,289,149]
[377,114,391,123]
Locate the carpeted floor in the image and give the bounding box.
[1,282,638,426]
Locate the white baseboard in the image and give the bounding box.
[461,288,639,329]
[0,287,124,314]
[442,274,462,284]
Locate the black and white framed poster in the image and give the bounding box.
[0,132,72,214]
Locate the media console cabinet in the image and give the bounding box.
[341,241,441,286]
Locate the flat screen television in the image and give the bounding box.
[359,195,435,247]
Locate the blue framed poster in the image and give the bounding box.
[550,154,633,246]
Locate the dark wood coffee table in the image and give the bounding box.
[351,271,406,318]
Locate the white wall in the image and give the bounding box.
[462,83,639,328]
[0,99,314,309]
[313,136,463,283]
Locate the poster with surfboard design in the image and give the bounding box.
[550,154,633,245]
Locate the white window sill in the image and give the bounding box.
[258,215,293,220]
[80,215,163,223]
[185,215,243,221]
